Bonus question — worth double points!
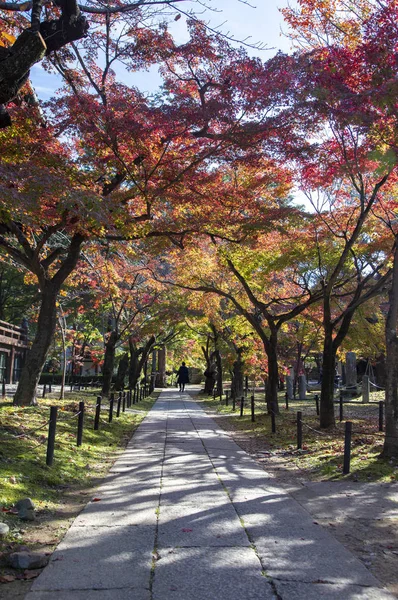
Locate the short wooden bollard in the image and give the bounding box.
[315,394,320,416]
[285,392,289,410]
[251,394,255,422]
[42,383,47,398]
[49,381,52,393]
[46,406,58,466]
[343,421,352,474]
[271,402,276,433]
[379,401,384,432]
[339,392,344,422]
[225,391,229,406]
[122,391,126,412]
[116,392,122,417]
[240,396,244,417]
[232,396,236,412]
[297,411,302,450]
[77,401,84,447]
[94,396,101,430]
[109,393,114,423]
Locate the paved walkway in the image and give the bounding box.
[25,390,395,600]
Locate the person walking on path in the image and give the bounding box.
[176,361,189,392]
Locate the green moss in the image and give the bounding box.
[0,391,158,509]
[201,391,396,483]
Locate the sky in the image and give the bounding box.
[30,0,294,100]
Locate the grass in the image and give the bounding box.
[0,388,157,566]
[201,389,398,483]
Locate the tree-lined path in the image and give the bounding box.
[24,389,394,600]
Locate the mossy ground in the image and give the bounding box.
[201,389,397,482]
[0,389,157,583]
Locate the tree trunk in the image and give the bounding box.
[266,339,279,414]
[13,284,58,405]
[114,352,129,391]
[231,350,244,400]
[319,330,336,428]
[101,331,118,397]
[214,349,223,395]
[58,312,67,401]
[262,329,279,413]
[128,335,155,389]
[383,240,398,457]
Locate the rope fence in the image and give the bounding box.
[3,384,153,467]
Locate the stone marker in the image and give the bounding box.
[362,374,370,403]
[15,497,35,521]
[0,522,9,537]
[346,352,357,387]
[8,551,49,569]
[299,374,307,400]
[286,375,293,400]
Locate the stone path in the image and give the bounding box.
[25,390,396,599]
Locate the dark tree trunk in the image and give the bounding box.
[266,338,279,414]
[231,349,244,400]
[13,284,57,406]
[128,335,155,389]
[383,241,398,457]
[262,328,279,413]
[319,331,336,428]
[114,352,129,391]
[214,349,223,395]
[101,331,118,397]
[13,233,84,406]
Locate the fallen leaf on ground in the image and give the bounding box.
[91,498,101,502]
[0,575,16,583]
[23,570,42,580]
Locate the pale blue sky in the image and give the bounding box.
[30,0,294,100]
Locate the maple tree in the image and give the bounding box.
[281,0,398,437]
[1,19,297,406]
[161,222,326,413]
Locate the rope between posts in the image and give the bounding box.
[369,381,385,390]
[14,420,51,437]
[300,420,334,437]
[59,410,82,421]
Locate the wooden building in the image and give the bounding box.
[0,320,28,383]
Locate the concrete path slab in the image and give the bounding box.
[25,389,396,600]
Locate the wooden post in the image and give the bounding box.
[225,391,229,406]
[271,402,276,433]
[109,393,114,423]
[379,401,384,432]
[77,401,84,446]
[46,406,58,466]
[315,394,320,416]
[339,392,344,422]
[94,396,101,431]
[343,421,352,474]
[240,396,244,417]
[297,411,302,450]
[232,396,236,412]
[42,383,47,398]
[251,394,255,422]
[116,392,122,417]
[122,391,126,412]
[285,391,289,411]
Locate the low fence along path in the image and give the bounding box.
[25,389,395,599]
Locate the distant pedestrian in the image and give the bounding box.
[177,362,189,392]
